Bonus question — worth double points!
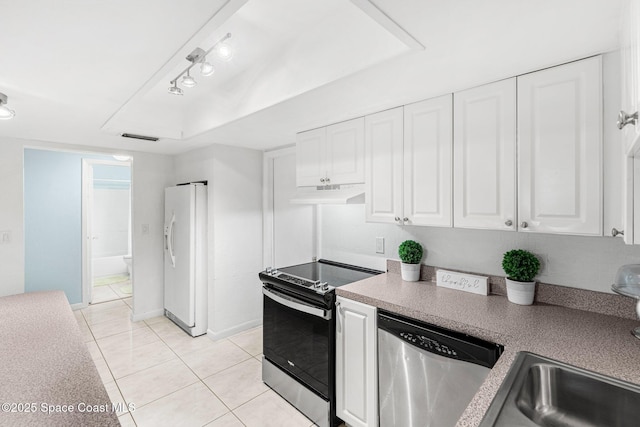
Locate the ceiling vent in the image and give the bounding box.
[121,133,159,142]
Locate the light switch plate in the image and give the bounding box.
[376,237,385,254]
[141,224,150,235]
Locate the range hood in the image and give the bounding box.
[290,184,365,204]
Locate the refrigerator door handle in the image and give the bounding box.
[165,213,176,268]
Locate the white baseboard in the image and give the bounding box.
[131,308,165,322]
[71,302,87,310]
[206,318,262,341]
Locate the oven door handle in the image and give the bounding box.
[263,287,332,320]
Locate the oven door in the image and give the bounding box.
[263,286,334,399]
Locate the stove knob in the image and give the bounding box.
[321,282,329,291]
[265,267,272,274]
[271,269,279,275]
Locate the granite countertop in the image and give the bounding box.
[0,291,119,427]
[336,272,640,427]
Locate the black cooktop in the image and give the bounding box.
[277,259,383,288]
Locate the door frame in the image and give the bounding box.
[81,158,132,306]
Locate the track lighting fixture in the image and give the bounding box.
[168,33,233,95]
[0,93,15,120]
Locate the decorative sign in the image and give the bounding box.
[436,269,488,296]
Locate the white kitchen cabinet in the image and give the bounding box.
[518,56,602,236]
[453,78,516,230]
[335,296,377,427]
[366,97,453,227]
[620,0,640,156]
[296,118,364,187]
[365,107,404,224]
[403,95,453,227]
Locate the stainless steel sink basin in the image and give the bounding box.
[479,352,640,427]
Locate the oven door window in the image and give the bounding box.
[263,292,331,399]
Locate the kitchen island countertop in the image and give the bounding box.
[337,271,640,427]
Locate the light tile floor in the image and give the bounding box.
[76,299,317,427]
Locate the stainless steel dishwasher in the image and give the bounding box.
[378,311,503,427]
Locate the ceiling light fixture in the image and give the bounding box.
[182,70,197,88]
[0,93,15,120]
[168,81,183,96]
[217,42,234,61]
[200,61,215,77]
[168,33,232,95]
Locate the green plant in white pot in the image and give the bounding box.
[399,240,423,282]
[502,249,540,305]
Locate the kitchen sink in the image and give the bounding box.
[479,352,640,427]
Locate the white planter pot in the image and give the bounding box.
[401,263,421,282]
[505,278,536,305]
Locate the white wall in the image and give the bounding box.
[0,138,25,297]
[174,144,263,339]
[131,152,175,319]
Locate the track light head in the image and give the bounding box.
[182,70,197,88]
[0,92,15,120]
[217,42,233,61]
[168,82,183,95]
[200,60,215,77]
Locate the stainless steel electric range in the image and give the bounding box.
[259,259,383,427]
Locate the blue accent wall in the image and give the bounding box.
[24,149,116,304]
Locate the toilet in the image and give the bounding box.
[123,255,132,276]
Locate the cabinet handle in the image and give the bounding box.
[505,219,513,227]
[617,110,638,130]
[325,177,330,183]
[521,221,529,229]
[612,228,625,237]
[394,217,401,222]
[320,178,325,183]
[403,217,409,222]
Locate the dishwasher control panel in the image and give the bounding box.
[399,332,459,357]
[378,311,503,368]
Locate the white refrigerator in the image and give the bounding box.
[164,183,207,337]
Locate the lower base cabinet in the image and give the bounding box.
[335,296,377,427]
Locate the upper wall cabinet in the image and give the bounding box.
[296,117,364,187]
[365,96,453,227]
[620,0,640,155]
[365,108,404,224]
[518,56,602,236]
[453,78,516,230]
[404,95,453,227]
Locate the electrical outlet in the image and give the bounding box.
[376,237,385,254]
[141,224,150,235]
[0,231,11,244]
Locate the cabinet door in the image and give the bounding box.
[326,117,365,185]
[296,127,326,186]
[453,78,516,230]
[336,296,377,427]
[365,107,404,224]
[404,95,453,227]
[621,0,640,155]
[518,56,602,236]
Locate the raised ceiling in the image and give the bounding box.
[0,0,624,154]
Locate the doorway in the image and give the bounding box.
[82,159,132,305]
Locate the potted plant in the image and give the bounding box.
[399,240,423,282]
[502,249,540,305]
